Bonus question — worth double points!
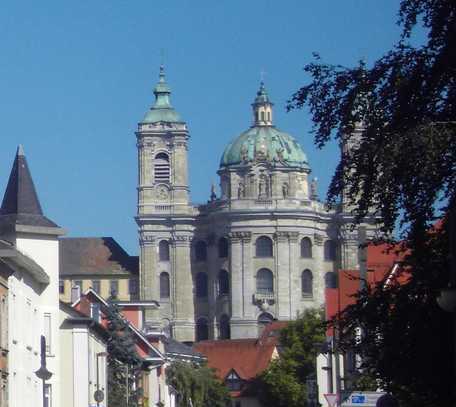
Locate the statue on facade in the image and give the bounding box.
[237,182,245,199]
[282,182,289,198]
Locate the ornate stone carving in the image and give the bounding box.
[253,293,275,310]
[155,185,169,201]
[314,233,324,245]
[228,231,251,243]
[140,235,155,245]
[237,182,245,199]
[282,182,289,198]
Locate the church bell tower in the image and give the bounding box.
[136,66,195,342]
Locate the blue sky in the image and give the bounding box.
[0,1,405,255]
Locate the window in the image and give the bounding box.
[301,237,312,258]
[160,272,170,299]
[196,272,208,298]
[129,278,138,295]
[261,111,265,121]
[196,318,209,341]
[59,280,65,294]
[218,237,229,258]
[154,152,170,183]
[110,280,119,298]
[256,236,273,257]
[219,314,230,339]
[301,269,313,297]
[225,370,242,391]
[325,272,338,289]
[92,280,100,294]
[256,268,273,294]
[43,313,51,355]
[159,240,170,261]
[324,240,337,261]
[218,270,229,296]
[195,241,207,262]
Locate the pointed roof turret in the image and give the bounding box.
[0,146,59,228]
[142,65,183,124]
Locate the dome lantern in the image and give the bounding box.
[252,81,273,126]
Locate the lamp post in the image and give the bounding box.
[35,335,52,407]
[95,352,108,407]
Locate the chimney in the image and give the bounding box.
[71,285,81,304]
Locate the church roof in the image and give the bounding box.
[142,66,183,124]
[60,237,139,277]
[0,146,58,228]
[220,125,309,169]
[220,83,309,169]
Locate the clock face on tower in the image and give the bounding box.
[156,185,169,201]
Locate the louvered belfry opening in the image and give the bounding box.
[154,152,170,183]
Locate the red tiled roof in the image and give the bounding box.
[194,336,279,382]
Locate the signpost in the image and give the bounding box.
[340,391,385,407]
[324,393,338,407]
[306,376,318,406]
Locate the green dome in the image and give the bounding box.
[141,66,183,124]
[220,126,309,169]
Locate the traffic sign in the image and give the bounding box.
[324,393,338,407]
[340,391,385,406]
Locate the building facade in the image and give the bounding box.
[0,146,64,407]
[136,68,376,342]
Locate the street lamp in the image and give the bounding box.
[35,336,52,407]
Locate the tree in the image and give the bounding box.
[253,309,325,407]
[166,361,230,407]
[288,1,456,405]
[105,301,144,407]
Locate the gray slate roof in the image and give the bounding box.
[60,237,139,277]
[0,146,58,228]
[162,337,204,360]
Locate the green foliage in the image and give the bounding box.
[166,361,230,407]
[253,309,325,407]
[289,1,456,405]
[105,301,143,407]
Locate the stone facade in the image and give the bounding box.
[136,69,377,342]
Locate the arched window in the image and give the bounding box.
[324,240,337,261]
[196,272,208,298]
[261,111,265,121]
[256,236,273,258]
[218,237,229,258]
[301,237,312,258]
[154,152,170,183]
[301,269,313,297]
[160,272,170,299]
[195,241,207,262]
[218,270,230,296]
[256,268,273,294]
[159,240,170,261]
[219,314,231,339]
[196,318,209,342]
[325,272,338,289]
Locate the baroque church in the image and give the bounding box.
[136,66,376,342]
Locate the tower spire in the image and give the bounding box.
[141,65,182,123]
[0,146,58,227]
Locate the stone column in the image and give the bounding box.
[206,234,217,339]
[275,232,291,320]
[140,234,160,325]
[171,235,195,342]
[242,232,254,319]
[288,232,299,318]
[228,232,243,320]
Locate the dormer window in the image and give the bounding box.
[225,370,242,391]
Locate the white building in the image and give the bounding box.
[0,146,64,407]
[59,301,108,407]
